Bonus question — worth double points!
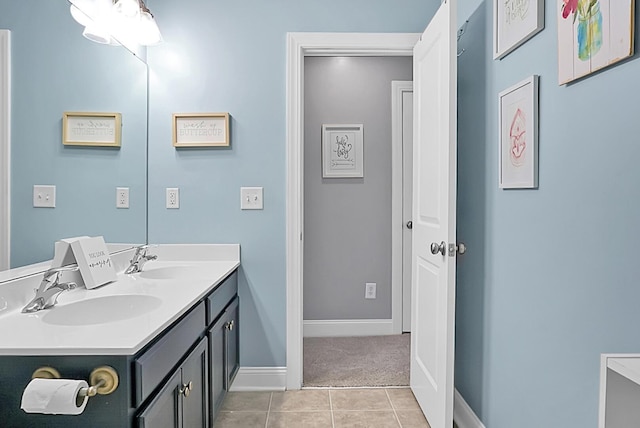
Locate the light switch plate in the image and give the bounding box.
[241,187,263,210]
[33,185,56,208]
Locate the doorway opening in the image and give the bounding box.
[300,55,414,387]
[285,32,421,390]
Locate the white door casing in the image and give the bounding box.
[391,80,413,334]
[286,32,420,390]
[0,30,10,271]
[402,87,414,333]
[410,1,457,428]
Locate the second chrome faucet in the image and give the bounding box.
[124,245,158,274]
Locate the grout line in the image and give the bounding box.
[386,389,404,428]
[264,392,273,428]
[329,389,335,428]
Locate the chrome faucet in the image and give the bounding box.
[22,266,79,313]
[124,244,158,274]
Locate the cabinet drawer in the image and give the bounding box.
[206,270,237,325]
[134,302,206,406]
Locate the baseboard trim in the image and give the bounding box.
[303,319,394,337]
[229,367,287,391]
[454,388,485,428]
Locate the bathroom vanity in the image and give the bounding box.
[0,244,240,427]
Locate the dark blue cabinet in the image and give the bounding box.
[137,338,208,428]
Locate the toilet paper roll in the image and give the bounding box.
[21,378,89,415]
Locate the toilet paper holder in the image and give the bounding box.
[32,365,119,402]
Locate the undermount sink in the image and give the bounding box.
[42,295,162,326]
[138,266,211,280]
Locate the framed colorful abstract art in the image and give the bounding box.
[558,0,634,84]
[498,76,539,189]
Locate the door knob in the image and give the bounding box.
[430,241,446,256]
[180,381,193,397]
[406,221,413,229]
[457,243,467,255]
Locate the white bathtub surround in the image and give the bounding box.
[0,244,239,355]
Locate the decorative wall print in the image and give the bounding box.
[558,0,634,84]
[173,113,230,147]
[493,0,545,59]
[498,76,539,189]
[62,112,122,147]
[321,124,364,178]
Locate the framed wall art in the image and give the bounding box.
[321,124,364,178]
[173,112,230,147]
[557,0,634,84]
[494,0,545,59]
[498,75,539,189]
[62,112,122,147]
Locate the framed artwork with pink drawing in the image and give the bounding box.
[498,76,539,189]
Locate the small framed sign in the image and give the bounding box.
[173,113,230,147]
[70,236,117,289]
[63,112,122,147]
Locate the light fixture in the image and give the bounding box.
[112,0,139,18]
[69,0,162,47]
[137,2,162,46]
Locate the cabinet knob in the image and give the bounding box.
[180,381,193,397]
[226,320,235,331]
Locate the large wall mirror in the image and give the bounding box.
[0,0,148,269]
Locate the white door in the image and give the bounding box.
[410,1,457,427]
[402,88,413,333]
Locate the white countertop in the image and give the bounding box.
[0,244,239,356]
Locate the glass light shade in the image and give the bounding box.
[138,11,163,46]
[70,4,93,27]
[83,24,115,45]
[113,0,140,18]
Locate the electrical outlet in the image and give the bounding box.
[166,188,180,209]
[116,187,129,209]
[365,282,376,299]
[33,185,56,208]
[240,187,264,210]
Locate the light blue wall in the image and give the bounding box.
[456,1,640,426]
[2,1,148,267]
[146,0,438,367]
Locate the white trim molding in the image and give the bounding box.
[303,319,394,338]
[454,389,486,428]
[0,30,10,271]
[391,80,413,335]
[229,367,287,392]
[286,32,420,390]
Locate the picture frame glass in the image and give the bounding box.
[322,124,364,178]
[499,77,538,189]
[173,113,230,147]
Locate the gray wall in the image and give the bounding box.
[303,56,412,321]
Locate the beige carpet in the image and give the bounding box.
[303,334,410,387]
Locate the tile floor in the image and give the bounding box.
[213,388,432,428]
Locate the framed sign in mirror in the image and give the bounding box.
[62,112,122,147]
[173,112,230,147]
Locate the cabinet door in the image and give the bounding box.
[209,312,227,419]
[181,338,209,428]
[224,297,240,388]
[137,370,182,428]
